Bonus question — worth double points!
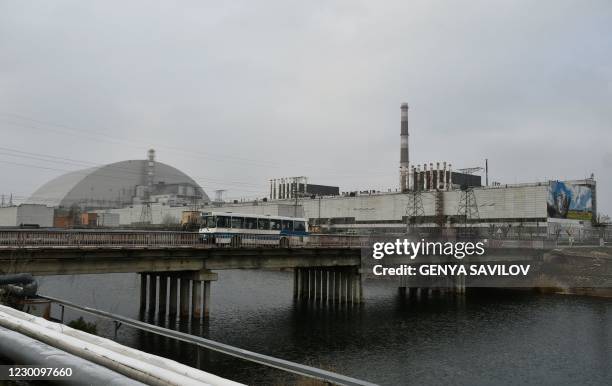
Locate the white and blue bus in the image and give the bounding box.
[198,212,309,247]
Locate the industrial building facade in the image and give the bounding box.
[6,103,602,239]
[298,179,596,235]
[88,177,596,240]
[0,204,54,227]
[205,178,595,237]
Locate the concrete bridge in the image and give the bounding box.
[3,230,606,320]
[0,230,364,320]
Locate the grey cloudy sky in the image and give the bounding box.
[1,1,611,214]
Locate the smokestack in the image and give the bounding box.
[146,149,155,199]
[399,103,409,191]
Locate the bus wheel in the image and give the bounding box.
[230,235,241,248]
[280,237,289,248]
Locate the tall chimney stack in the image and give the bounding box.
[146,148,155,199]
[399,103,410,192]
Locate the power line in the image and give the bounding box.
[0,112,398,177]
[0,159,268,201]
[0,148,265,189]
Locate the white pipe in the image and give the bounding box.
[422,164,427,190]
[429,163,434,191]
[26,313,236,386]
[0,305,242,386]
[443,162,447,190]
[0,325,145,386]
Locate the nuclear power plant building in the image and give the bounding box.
[6,104,601,239]
[26,151,209,210]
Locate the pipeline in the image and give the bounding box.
[0,304,242,386]
[0,325,145,386]
[0,273,38,296]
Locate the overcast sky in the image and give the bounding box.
[1,1,611,214]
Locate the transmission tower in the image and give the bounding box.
[140,202,152,225]
[434,189,445,228]
[405,191,425,233]
[456,187,479,237]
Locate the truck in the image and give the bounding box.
[180,210,202,231]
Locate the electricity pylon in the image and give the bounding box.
[406,190,425,234]
[457,187,479,237]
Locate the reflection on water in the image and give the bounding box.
[38,270,612,385]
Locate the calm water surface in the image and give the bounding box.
[38,270,612,385]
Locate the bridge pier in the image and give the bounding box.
[168,275,178,319]
[139,274,147,314]
[158,275,168,317]
[179,277,190,318]
[190,270,216,319]
[294,266,362,304]
[139,270,217,320]
[147,274,157,315]
[192,281,202,319]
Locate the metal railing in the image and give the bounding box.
[39,295,378,386]
[0,230,367,249]
[0,230,200,247]
[3,229,605,249]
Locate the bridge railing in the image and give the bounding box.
[0,230,201,247]
[2,230,603,249]
[0,230,368,248]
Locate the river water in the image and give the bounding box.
[38,270,612,385]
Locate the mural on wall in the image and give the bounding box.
[547,181,593,220]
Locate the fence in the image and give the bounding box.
[0,230,366,249]
[0,229,607,249]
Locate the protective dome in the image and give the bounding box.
[27,160,208,209]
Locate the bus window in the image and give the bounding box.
[231,217,244,229]
[270,219,281,230]
[258,218,270,230]
[204,216,216,228]
[244,217,257,229]
[294,221,306,232]
[281,220,293,231]
[217,216,231,228]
